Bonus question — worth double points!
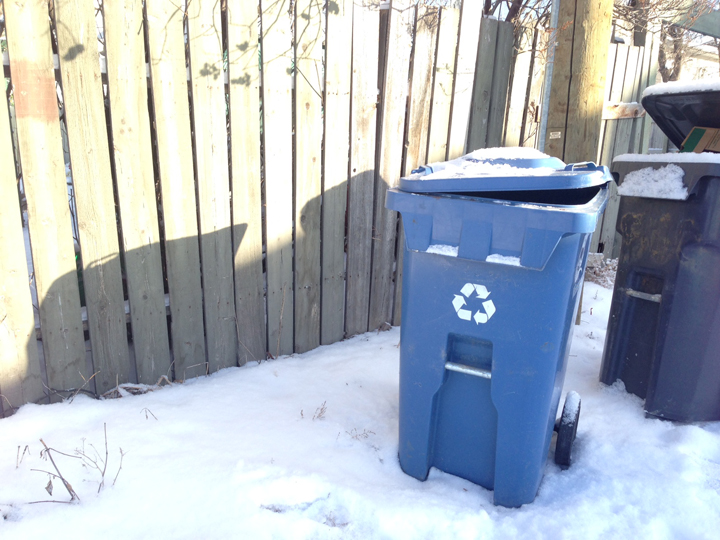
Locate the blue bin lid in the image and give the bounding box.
[401,148,611,194]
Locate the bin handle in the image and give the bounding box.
[445,361,492,380]
[565,161,599,171]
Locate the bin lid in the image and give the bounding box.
[641,79,720,148]
[400,148,611,194]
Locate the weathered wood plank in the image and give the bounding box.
[345,1,380,337]
[640,35,660,154]
[504,27,534,147]
[590,43,619,252]
[228,0,267,363]
[543,0,576,159]
[602,102,644,120]
[599,45,628,167]
[321,0,352,345]
[261,0,294,356]
[104,0,171,384]
[600,46,641,259]
[4,0,87,396]
[611,46,641,157]
[403,4,439,174]
[519,29,546,148]
[467,16,498,152]
[630,43,651,152]
[446,0,482,159]
[187,0,237,371]
[394,4,440,327]
[146,0,207,380]
[55,0,132,394]
[368,0,414,332]
[0,86,45,415]
[294,0,323,353]
[426,6,459,163]
[486,20,514,148]
[562,0,613,165]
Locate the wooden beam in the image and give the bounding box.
[321,0,352,345]
[0,77,45,414]
[5,0,88,396]
[105,0,172,384]
[228,0,268,363]
[261,0,295,357]
[188,0,238,371]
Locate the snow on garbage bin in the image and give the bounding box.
[599,80,720,423]
[386,148,611,507]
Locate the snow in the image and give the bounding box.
[425,244,458,257]
[485,254,521,266]
[2,283,720,538]
[561,391,581,424]
[617,164,689,200]
[416,148,558,179]
[615,152,720,164]
[642,77,720,98]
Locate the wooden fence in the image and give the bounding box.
[0,1,517,416]
[592,37,660,258]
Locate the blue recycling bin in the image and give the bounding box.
[386,150,611,507]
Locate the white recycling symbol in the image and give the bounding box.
[452,283,496,324]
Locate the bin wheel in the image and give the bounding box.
[555,391,581,470]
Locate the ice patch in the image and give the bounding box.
[425,244,458,257]
[617,164,688,200]
[486,254,521,266]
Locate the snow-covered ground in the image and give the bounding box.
[1,282,719,539]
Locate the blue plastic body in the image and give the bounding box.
[386,163,610,508]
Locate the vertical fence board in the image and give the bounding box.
[146,0,207,379]
[294,0,323,353]
[55,0,132,394]
[466,17,498,151]
[228,0,267,363]
[600,46,640,259]
[261,0,294,357]
[504,28,534,147]
[394,4,439,327]
[404,5,438,174]
[519,30,546,148]
[486,21,514,148]
[590,43,619,252]
[368,0,413,332]
[0,90,44,414]
[543,0,576,159]
[4,0,87,395]
[446,1,482,159]
[105,0,171,384]
[639,35,659,154]
[599,45,628,167]
[426,6,459,163]
[611,46,640,157]
[321,0,352,345]
[631,43,652,153]
[346,1,380,337]
[188,0,237,371]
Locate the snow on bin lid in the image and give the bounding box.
[400,147,611,194]
[640,79,720,148]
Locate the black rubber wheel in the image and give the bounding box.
[555,391,581,470]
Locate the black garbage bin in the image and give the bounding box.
[599,82,720,422]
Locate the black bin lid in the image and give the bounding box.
[641,79,720,148]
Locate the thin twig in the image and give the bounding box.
[113,449,126,487]
[39,439,79,502]
[28,500,74,505]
